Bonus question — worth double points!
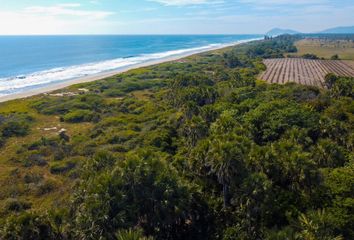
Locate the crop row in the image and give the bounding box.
[259,59,354,87]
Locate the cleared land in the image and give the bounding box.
[259,58,354,87]
[289,39,354,60]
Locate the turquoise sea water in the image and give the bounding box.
[0,35,261,96]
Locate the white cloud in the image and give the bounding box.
[149,0,223,6]
[24,3,114,19]
[239,0,327,4]
[0,3,116,35]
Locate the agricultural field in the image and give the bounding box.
[259,58,354,87]
[289,38,354,60]
[344,60,354,69]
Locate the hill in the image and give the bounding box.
[320,25,354,34]
[266,28,300,36]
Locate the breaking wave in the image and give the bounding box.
[0,38,258,96]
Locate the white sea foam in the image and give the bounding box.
[0,38,259,95]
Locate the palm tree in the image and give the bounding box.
[116,228,154,240]
[298,210,343,240]
[206,134,250,208]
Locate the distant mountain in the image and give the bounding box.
[319,26,354,34]
[266,28,300,36]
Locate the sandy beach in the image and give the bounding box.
[0,38,260,103]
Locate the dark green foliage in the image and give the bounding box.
[72,150,210,240]
[0,212,62,240]
[23,172,43,184]
[324,74,354,98]
[325,73,338,89]
[31,94,104,123]
[297,210,344,240]
[331,77,354,98]
[246,35,299,59]
[2,120,29,137]
[312,139,348,168]
[23,153,48,167]
[116,228,154,240]
[331,54,340,60]
[4,199,31,213]
[0,113,33,147]
[36,180,57,196]
[302,53,319,59]
[223,52,253,68]
[63,109,97,123]
[321,166,354,238]
[244,100,319,144]
[50,160,77,174]
[32,94,105,115]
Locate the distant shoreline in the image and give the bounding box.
[0,38,261,103]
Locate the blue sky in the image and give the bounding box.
[0,0,353,34]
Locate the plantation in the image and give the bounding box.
[260,58,354,86]
[0,35,353,240]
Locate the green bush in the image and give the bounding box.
[36,179,57,196]
[325,73,338,89]
[23,153,47,167]
[50,160,77,175]
[63,110,96,123]
[104,89,124,97]
[331,54,340,60]
[1,121,30,137]
[4,198,31,212]
[0,212,60,239]
[302,53,319,59]
[0,113,33,148]
[116,228,154,240]
[244,100,319,144]
[331,77,354,98]
[23,172,43,184]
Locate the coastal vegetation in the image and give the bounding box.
[0,35,353,240]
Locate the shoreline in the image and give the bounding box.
[0,38,261,103]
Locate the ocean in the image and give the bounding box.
[0,35,261,97]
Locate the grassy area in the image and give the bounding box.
[289,38,354,60]
[0,97,94,213]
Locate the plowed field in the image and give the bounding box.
[259,58,354,87]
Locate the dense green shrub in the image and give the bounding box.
[0,212,61,240]
[50,160,77,174]
[1,121,30,137]
[36,179,57,196]
[244,100,319,144]
[331,77,353,98]
[0,113,33,147]
[116,228,154,240]
[23,172,43,184]
[63,109,96,123]
[4,198,31,213]
[23,153,47,167]
[302,53,319,59]
[331,54,340,60]
[73,150,210,240]
[325,73,338,89]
